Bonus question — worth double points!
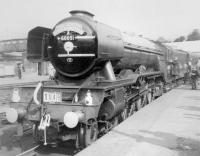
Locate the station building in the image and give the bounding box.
[0,39,49,77]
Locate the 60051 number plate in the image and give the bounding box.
[43,92,62,103]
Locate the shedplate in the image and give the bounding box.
[43,91,62,103]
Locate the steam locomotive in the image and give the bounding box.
[6,10,199,148]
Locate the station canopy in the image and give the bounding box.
[165,41,200,54]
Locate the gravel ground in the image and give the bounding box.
[0,123,36,156]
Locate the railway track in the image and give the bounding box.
[16,141,79,156]
[16,145,40,156]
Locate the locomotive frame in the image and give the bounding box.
[7,10,199,149]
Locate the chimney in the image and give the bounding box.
[69,10,94,19]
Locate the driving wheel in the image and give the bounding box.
[77,121,98,148]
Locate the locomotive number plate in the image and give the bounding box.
[60,35,75,41]
[43,92,62,103]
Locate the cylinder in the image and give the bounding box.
[98,99,119,120]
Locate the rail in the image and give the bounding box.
[16,145,40,156]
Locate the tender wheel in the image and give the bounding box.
[77,121,98,148]
[136,98,142,111]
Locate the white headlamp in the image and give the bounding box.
[84,90,93,105]
[63,111,84,128]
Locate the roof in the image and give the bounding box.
[165,40,200,54]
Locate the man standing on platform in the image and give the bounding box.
[17,63,22,79]
[191,58,200,89]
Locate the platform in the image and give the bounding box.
[76,85,200,156]
[0,72,49,108]
[0,72,48,88]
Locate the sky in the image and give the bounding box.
[0,0,200,41]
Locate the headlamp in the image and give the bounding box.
[63,111,84,128]
[84,90,93,105]
[6,108,18,123]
